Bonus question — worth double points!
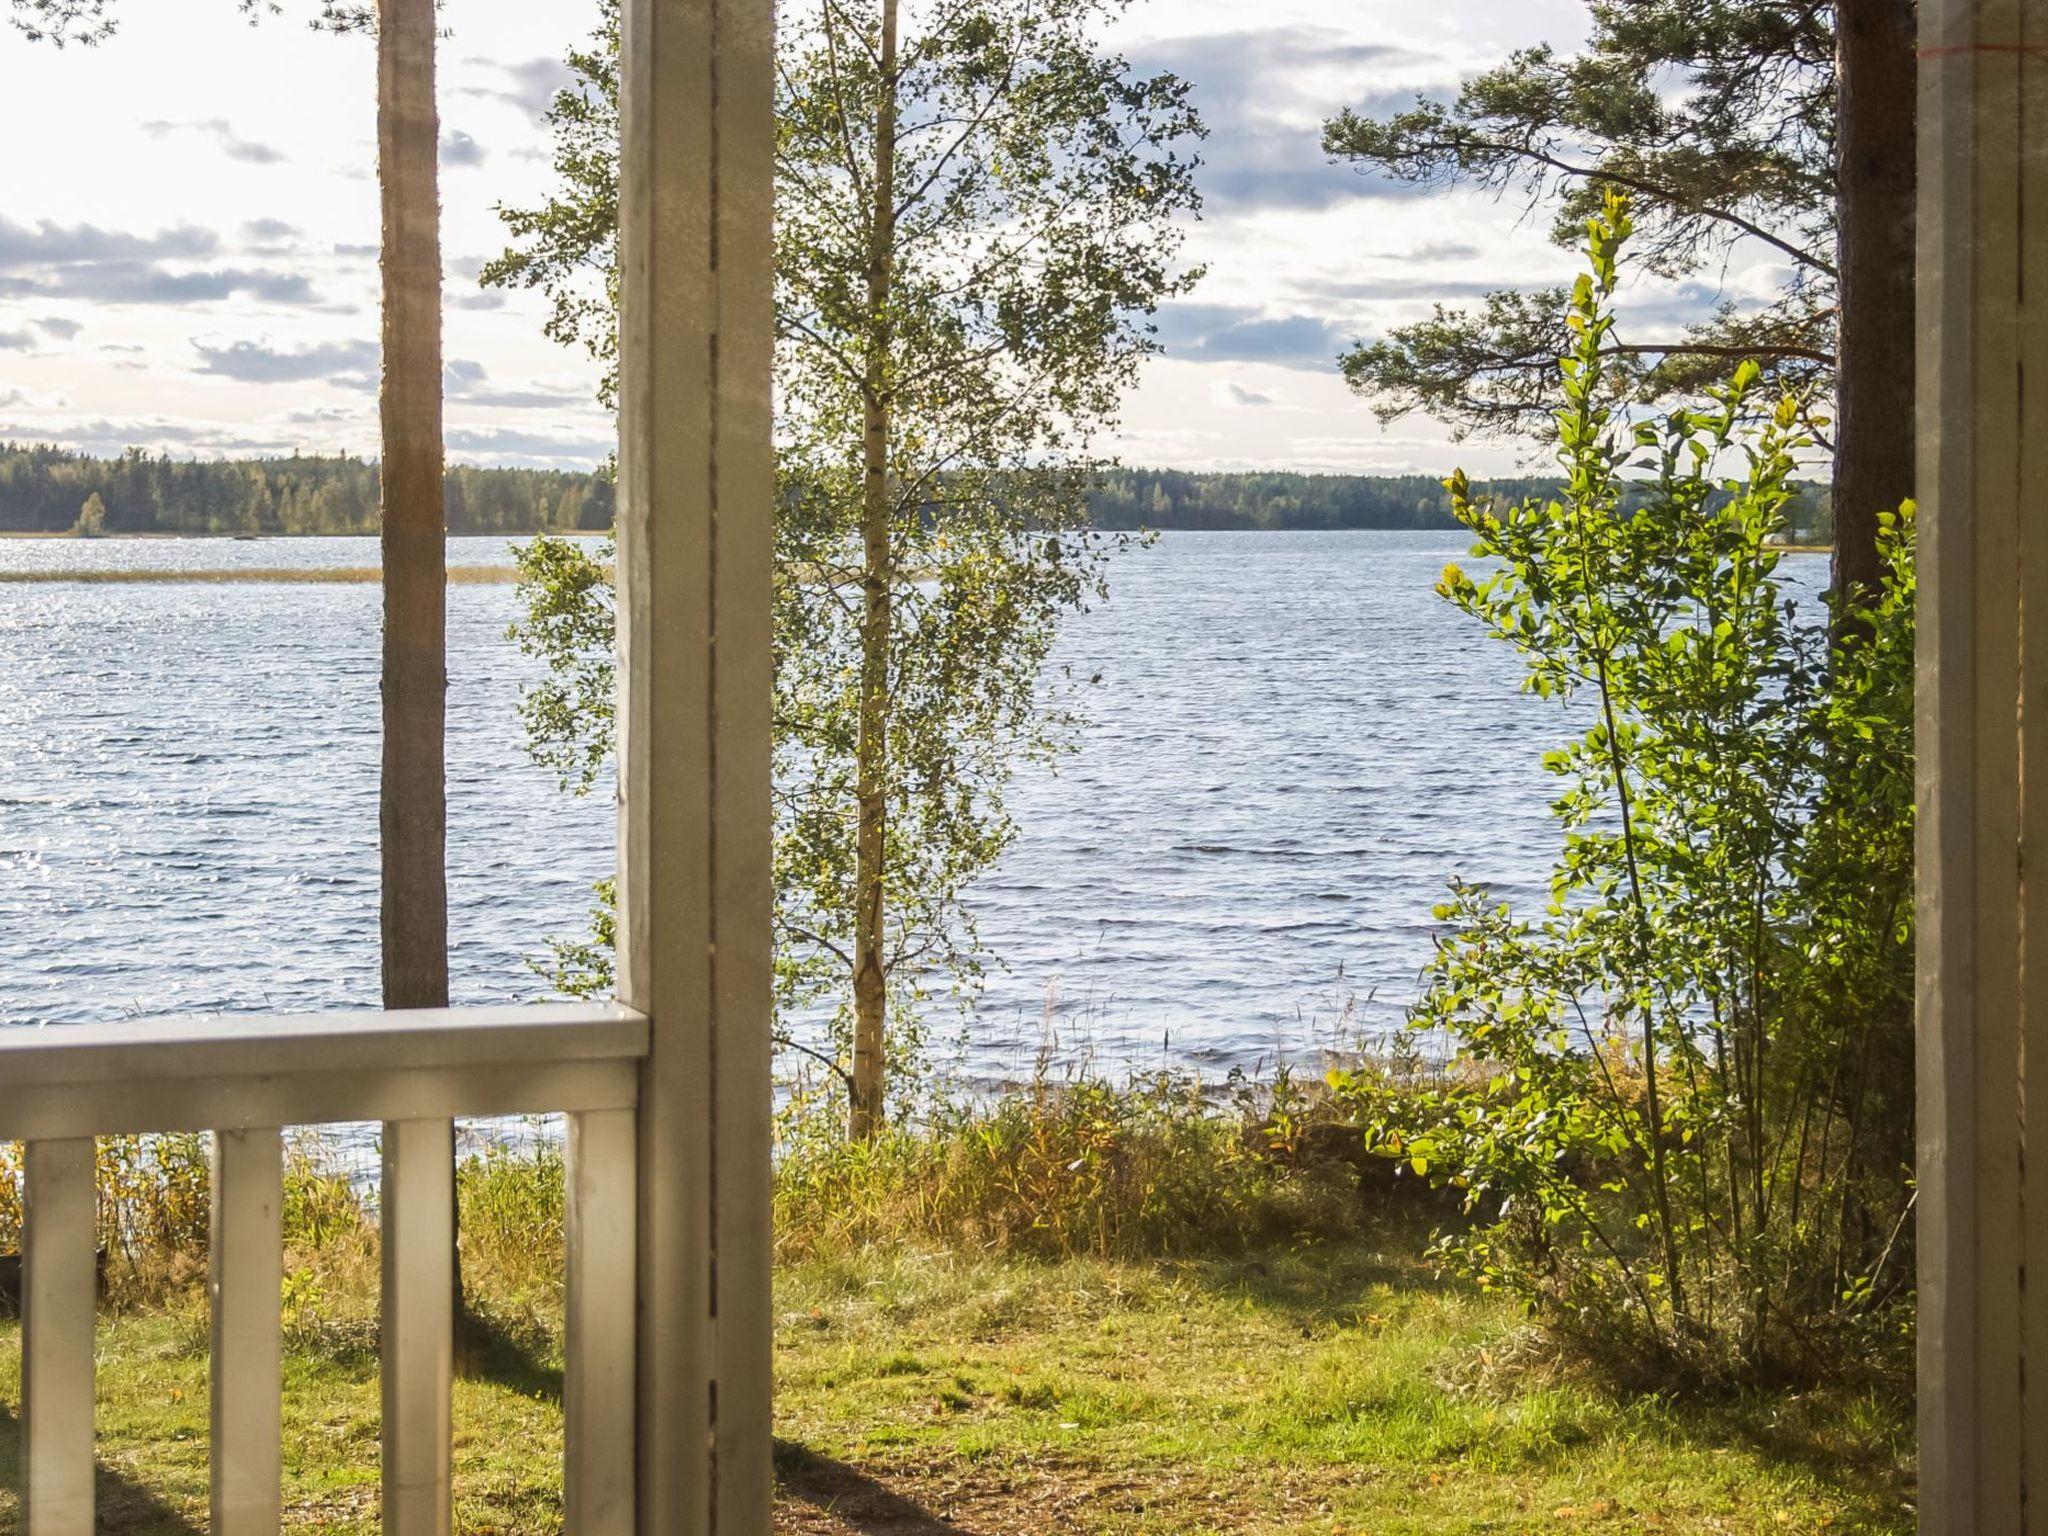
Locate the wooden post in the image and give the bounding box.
[615,0,775,1530]
[210,1127,284,1536]
[382,1117,455,1536]
[1914,0,2041,1525]
[22,1138,96,1536]
[566,1106,639,1535]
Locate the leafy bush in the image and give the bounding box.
[1333,192,1915,1385]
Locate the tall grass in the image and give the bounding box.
[773,1066,1380,1261]
[0,1069,1405,1315]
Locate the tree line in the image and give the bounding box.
[0,446,1831,540]
[1089,467,1830,537]
[0,444,614,536]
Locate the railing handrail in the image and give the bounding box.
[0,1001,649,1084]
[0,1002,649,1139]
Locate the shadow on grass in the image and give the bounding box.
[1699,1391,1915,1530]
[776,1441,970,1534]
[1165,1214,1460,1325]
[0,1402,204,1536]
[458,1306,564,1405]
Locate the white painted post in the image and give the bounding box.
[382,1116,454,1536]
[22,1137,96,1536]
[566,1107,638,1536]
[615,0,776,1528]
[1914,0,2045,1526]
[211,1126,284,1536]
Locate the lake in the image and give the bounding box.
[0,530,1826,1083]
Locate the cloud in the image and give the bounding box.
[242,218,301,250]
[0,328,34,351]
[0,216,217,266]
[459,55,577,123]
[36,316,82,340]
[450,291,506,312]
[142,118,287,165]
[0,415,301,457]
[1284,275,1514,304]
[1211,380,1274,407]
[1152,303,1350,370]
[440,130,487,168]
[1129,29,1447,213]
[1,264,316,305]
[1620,279,1752,335]
[181,348,592,411]
[462,386,592,408]
[193,338,379,385]
[0,215,317,307]
[444,357,593,410]
[445,425,611,463]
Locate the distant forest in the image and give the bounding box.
[0,444,613,537]
[0,445,1831,539]
[1091,468,1832,538]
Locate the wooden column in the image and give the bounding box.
[615,0,775,1531]
[1915,0,2043,1526]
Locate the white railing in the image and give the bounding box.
[0,1002,650,1536]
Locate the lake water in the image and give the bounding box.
[0,530,1827,1083]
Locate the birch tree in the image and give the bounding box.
[491,0,1203,1135]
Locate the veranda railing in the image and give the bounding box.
[0,1003,646,1535]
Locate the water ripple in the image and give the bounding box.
[0,529,1824,1079]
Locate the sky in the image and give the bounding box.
[0,0,1783,477]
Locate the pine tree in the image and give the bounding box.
[1323,0,1913,610]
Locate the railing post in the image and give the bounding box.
[211,1126,284,1536]
[616,0,776,1528]
[22,1137,96,1536]
[566,1107,639,1535]
[382,1117,455,1536]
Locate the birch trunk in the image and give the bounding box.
[850,0,899,1141]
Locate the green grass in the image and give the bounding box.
[0,1234,1912,1534]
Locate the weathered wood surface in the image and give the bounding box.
[616,0,776,1527]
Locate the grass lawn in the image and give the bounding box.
[0,1233,1911,1534]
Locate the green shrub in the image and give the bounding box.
[1332,191,1915,1386]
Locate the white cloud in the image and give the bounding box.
[1212,380,1275,407]
[142,118,288,165]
